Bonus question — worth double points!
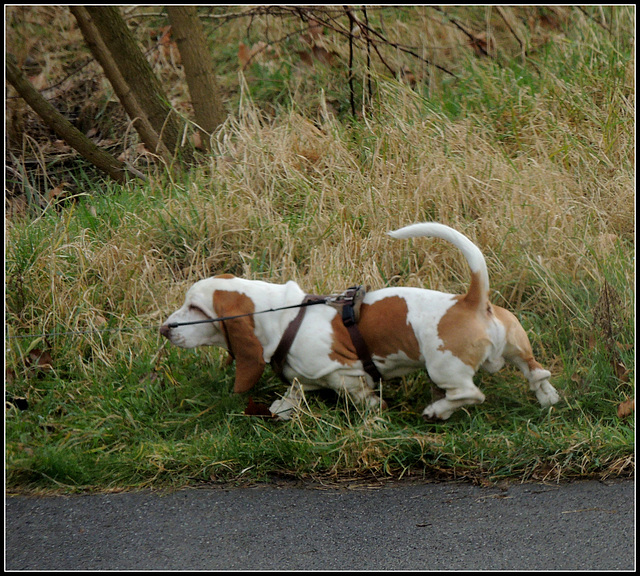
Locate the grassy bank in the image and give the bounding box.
[5,7,634,492]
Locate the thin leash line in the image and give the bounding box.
[164,286,364,328]
[5,298,333,341]
[166,298,329,329]
[5,326,157,340]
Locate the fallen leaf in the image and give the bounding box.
[298,46,338,68]
[308,18,324,39]
[154,25,180,65]
[52,139,71,152]
[311,45,337,66]
[238,41,273,70]
[612,359,630,382]
[156,25,172,45]
[27,348,53,371]
[617,399,634,419]
[28,71,48,90]
[400,65,418,87]
[48,184,68,202]
[468,32,496,57]
[616,341,633,352]
[238,42,252,68]
[297,50,314,67]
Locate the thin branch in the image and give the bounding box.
[362,6,373,104]
[344,7,357,117]
[576,6,611,33]
[431,6,492,59]
[496,7,525,55]
[325,7,458,78]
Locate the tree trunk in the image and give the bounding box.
[6,53,129,184]
[70,6,173,165]
[80,6,192,162]
[167,6,226,152]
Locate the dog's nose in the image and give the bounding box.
[159,324,171,339]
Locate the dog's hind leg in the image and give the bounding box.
[510,356,559,407]
[495,308,560,407]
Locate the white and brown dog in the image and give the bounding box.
[160,223,559,420]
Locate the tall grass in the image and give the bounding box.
[5,6,634,492]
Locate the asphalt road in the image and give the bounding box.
[5,478,635,571]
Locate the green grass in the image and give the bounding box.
[5,6,634,493]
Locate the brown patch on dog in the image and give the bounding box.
[437,295,491,369]
[328,296,422,367]
[359,297,421,360]
[215,273,236,280]
[463,270,488,308]
[213,290,265,393]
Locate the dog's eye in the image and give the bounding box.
[189,305,208,317]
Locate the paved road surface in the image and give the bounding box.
[6,478,635,570]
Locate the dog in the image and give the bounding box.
[160,222,560,420]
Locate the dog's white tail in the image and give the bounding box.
[388,222,490,307]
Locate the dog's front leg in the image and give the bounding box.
[269,380,321,420]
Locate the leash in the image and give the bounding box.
[5,325,153,340]
[165,298,329,329]
[5,295,335,340]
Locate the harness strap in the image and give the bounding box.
[342,302,384,382]
[270,296,320,383]
[270,288,383,385]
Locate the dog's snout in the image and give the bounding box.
[159,324,171,339]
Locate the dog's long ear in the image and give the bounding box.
[213,290,266,393]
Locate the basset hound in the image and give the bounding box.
[160,222,559,420]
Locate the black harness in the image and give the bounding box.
[270,286,383,384]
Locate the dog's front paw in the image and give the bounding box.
[268,398,294,421]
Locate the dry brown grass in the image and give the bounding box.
[7,75,633,339]
[148,79,633,312]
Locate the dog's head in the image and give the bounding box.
[160,275,266,393]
